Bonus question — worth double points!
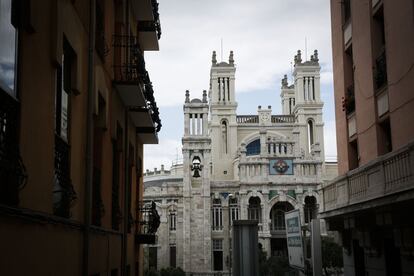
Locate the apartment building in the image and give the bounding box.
[0,0,161,275]
[321,0,414,275]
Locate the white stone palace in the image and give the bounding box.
[143,50,337,274]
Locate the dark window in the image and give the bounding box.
[372,6,387,91]
[378,118,392,155]
[304,196,318,223]
[53,38,76,218]
[170,245,176,268]
[270,202,294,231]
[349,139,359,170]
[169,211,176,231]
[246,139,261,156]
[112,124,123,230]
[213,239,223,271]
[0,0,18,97]
[248,197,261,222]
[149,247,157,271]
[307,120,314,150]
[343,0,351,24]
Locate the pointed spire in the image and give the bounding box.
[185,90,190,103]
[202,90,207,103]
[212,51,217,65]
[229,51,234,65]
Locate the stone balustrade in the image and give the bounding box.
[322,142,414,213]
[236,115,294,125]
[238,156,322,182]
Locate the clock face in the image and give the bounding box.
[273,159,289,173]
[269,159,293,175]
[260,113,270,122]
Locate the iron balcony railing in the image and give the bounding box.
[53,134,76,218]
[0,92,27,206]
[113,35,146,82]
[112,35,162,133]
[137,0,162,39]
[136,201,160,244]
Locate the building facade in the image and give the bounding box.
[144,51,337,274]
[321,0,414,275]
[0,0,162,275]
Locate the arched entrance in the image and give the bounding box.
[269,201,294,257]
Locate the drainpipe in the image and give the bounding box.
[83,0,95,275]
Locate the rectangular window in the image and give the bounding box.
[169,211,177,231]
[342,0,351,24]
[0,0,17,97]
[53,38,76,218]
[170,245,176,268]
[229,198,239,226]
[212,199,223,231]
[149,247,157,271]
[378,118,392,155]
[349,139,359,170]
[213,239,223,271]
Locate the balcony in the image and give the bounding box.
[134,0,162,51]
[112,35,162,144]
[136,201,160,244]
[321,142,414,217]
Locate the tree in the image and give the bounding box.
[321,236,343,276]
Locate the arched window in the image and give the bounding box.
[246,139,261,156]
[221,120,228,154]
[307,120,314,151]
[270,202,294,231]
[248,197,261,222]
[304,196,318,223]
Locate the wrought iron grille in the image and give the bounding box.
[53,134,76,217]
[137,201,160,235]
[112,35,146,82]
[0,92,27,206]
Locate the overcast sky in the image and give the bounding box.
[144,0,337,171]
